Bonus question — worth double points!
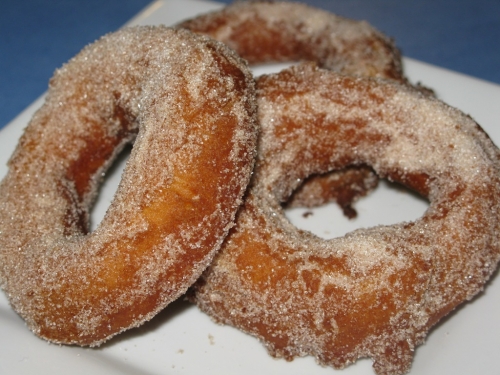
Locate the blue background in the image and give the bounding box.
[1,0,499,129]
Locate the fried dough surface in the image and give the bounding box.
[191,64,500,375]
[0,26,258,346]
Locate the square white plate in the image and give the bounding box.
[1,1,499,374]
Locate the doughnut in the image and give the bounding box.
[189,64,500,375]
[0,26,258,346]
[179,0,411,215]
[178,1,405,81]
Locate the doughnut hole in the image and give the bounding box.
[284,169,430,239]
[90,144,132,231]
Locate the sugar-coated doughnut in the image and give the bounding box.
[0,26,258,346]
[179,1,405,81]
[189,64,500,375]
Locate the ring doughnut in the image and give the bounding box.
[0,26,258,346]
[179,1,405,81]
[189,64,500,374]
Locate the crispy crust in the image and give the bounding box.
[190,64,500,375]
[179,1,405,81]
[0,26,258,346]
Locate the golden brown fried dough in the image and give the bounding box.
[190,64,500,375]
[0,26,258,346]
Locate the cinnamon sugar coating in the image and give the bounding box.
[190,65,500,375]
[178,1,404,81]
[179,0,410,215]
[0,26,258,346]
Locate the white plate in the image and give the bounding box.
[1,1,500,374]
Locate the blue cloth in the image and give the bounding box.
[1,0,499,129]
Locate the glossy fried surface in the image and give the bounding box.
[190,65,500,375]
[0,26,258,346]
